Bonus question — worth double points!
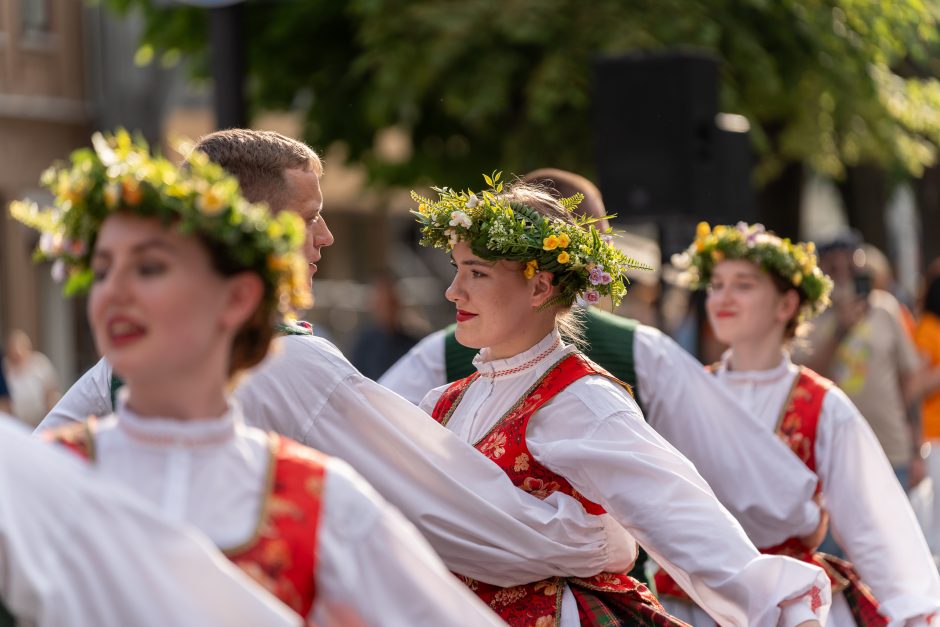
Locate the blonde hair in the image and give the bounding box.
[499,182,588,347]
[521,168,607,223]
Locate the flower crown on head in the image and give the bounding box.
[673,221,833,319]
[9,129,312,317]
[411,171,651,308]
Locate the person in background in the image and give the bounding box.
[351,272,420,379]
[911,270,940,554]
[3,329,59,427]
[662,221,940,626]
[794,233,926,492]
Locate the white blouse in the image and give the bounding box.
[711,352,940,626]
[77,397,503,626]
[38,334,635,586]
[419,330,831,627]
[0,416,300,627]
[380,319,821,547]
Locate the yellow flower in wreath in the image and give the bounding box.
[696,221,711,238]
[523,260,539,279]
[121,178,142,206]
[103,183,121,209]
[197,185,226,215]
[557,232,571,248]
[267,254,290,272]
[267,220,284,239]
[542,234,560,250]
[557,251,570,264]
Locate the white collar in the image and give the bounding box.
[116,392,240,448]
[717,350,795,384]
[472,329,571,380]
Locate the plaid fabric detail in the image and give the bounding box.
[571,583,690,627]
[818,554,888,626]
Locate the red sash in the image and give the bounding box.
[433,353,686,627]
[45,421,324,619]
[654,366,887,626]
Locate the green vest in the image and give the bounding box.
[0,598,15,627]
[443,307,640,402]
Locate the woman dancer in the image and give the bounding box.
[11,131,501,626]
[660,222,940,625]
[412,175,829,626]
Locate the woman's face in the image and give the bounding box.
[88,213,247,387]
[705,259,795,347]
[445,242,550,357]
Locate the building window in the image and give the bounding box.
[22,0,51,35]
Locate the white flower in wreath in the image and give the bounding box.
[449,210,472,229]
[466,194,480,209]
[444,228,460,248]
[39,231,64,256]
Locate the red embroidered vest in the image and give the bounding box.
[433,353,683,627]
[654,366,887,626]
[44,419,325,619]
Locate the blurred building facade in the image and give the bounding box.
[0,0,91,383]
[0,1,441,383]
[0,0,181,383]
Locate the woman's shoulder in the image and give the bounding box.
[549,358,643,422]
[254,334,357,384]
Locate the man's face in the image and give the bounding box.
[281,168,334,285]
[820,249,854,284]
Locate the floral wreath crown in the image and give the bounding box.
[411,172,651,308]
[673,221,833,320]
[9,129,312,317]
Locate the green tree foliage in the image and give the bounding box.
[103,0,940,189]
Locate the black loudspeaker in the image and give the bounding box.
[593,52,756,225]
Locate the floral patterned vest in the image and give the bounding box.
[432,352,680,627]
[654,366,886,626]
[44,419,324,619]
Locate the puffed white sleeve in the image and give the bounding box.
[633,325,822,546]
[0,418,300,627]
[527,380,831,627]
[378,329,449,404]
[236,336,635,587]
[34,357,114,434]
[817,388,940,625]
[313,457,504,626]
